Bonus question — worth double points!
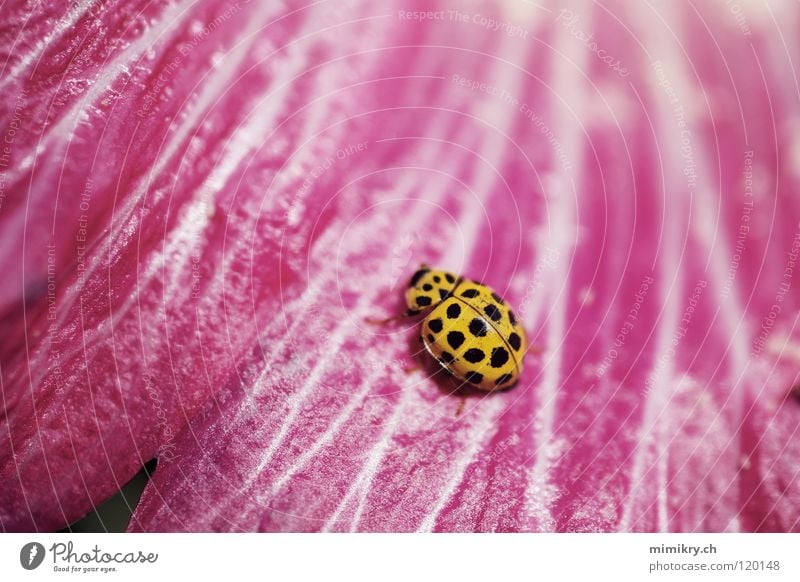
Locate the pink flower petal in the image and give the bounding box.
[2,0,799,532]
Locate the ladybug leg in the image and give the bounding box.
[455,395,467,417]
[364,309,421,325]
[448,377,469,417]
[364,314,406,325]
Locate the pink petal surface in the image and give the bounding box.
[1,0,799,532]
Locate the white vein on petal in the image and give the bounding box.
[224,144,452,427]
[321,384,416,532]
[9,0,199,181]
[410,26,543,531]
[314,158,484,530]
[227,136,472,508]
[617,258,681,532]
[416,398,505,532]
[264,369,378,497]
[522,0,586,530]
[224,110,490,526]
[0,0,95,91]
[649,0,763,532]
[21,1,296,389]
[619,0,758,532]
[618,4,688,532]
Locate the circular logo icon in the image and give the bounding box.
[20,542,46,570]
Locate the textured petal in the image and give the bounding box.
[2,0,799,532]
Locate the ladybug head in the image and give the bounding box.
[404,264,459,314]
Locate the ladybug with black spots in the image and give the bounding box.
[396,264,527,391]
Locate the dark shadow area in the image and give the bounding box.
[60,459,157,533]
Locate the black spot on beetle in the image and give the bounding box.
[439,289,449,300]
[416,295,432,307]
[465,371,484,385]
[427,334,434,344]
[508,310,517,325]
[461,288,480,299]
[490,346,509,368]
[433,275,441,283]
[484,304,502,321]
[439,351,455,364]
[468,318,488,337]
[446,303,461,319]
[508,332,521,351]
[445,273,455,284]
[409,268,429,287]
[463,348,485,363]
[491,292,505,304]
[495,373,513,385]
[422,283,433,291]
[447,331,465,349]
[428,318,443,333]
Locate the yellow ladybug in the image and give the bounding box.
[403,265,527,391]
